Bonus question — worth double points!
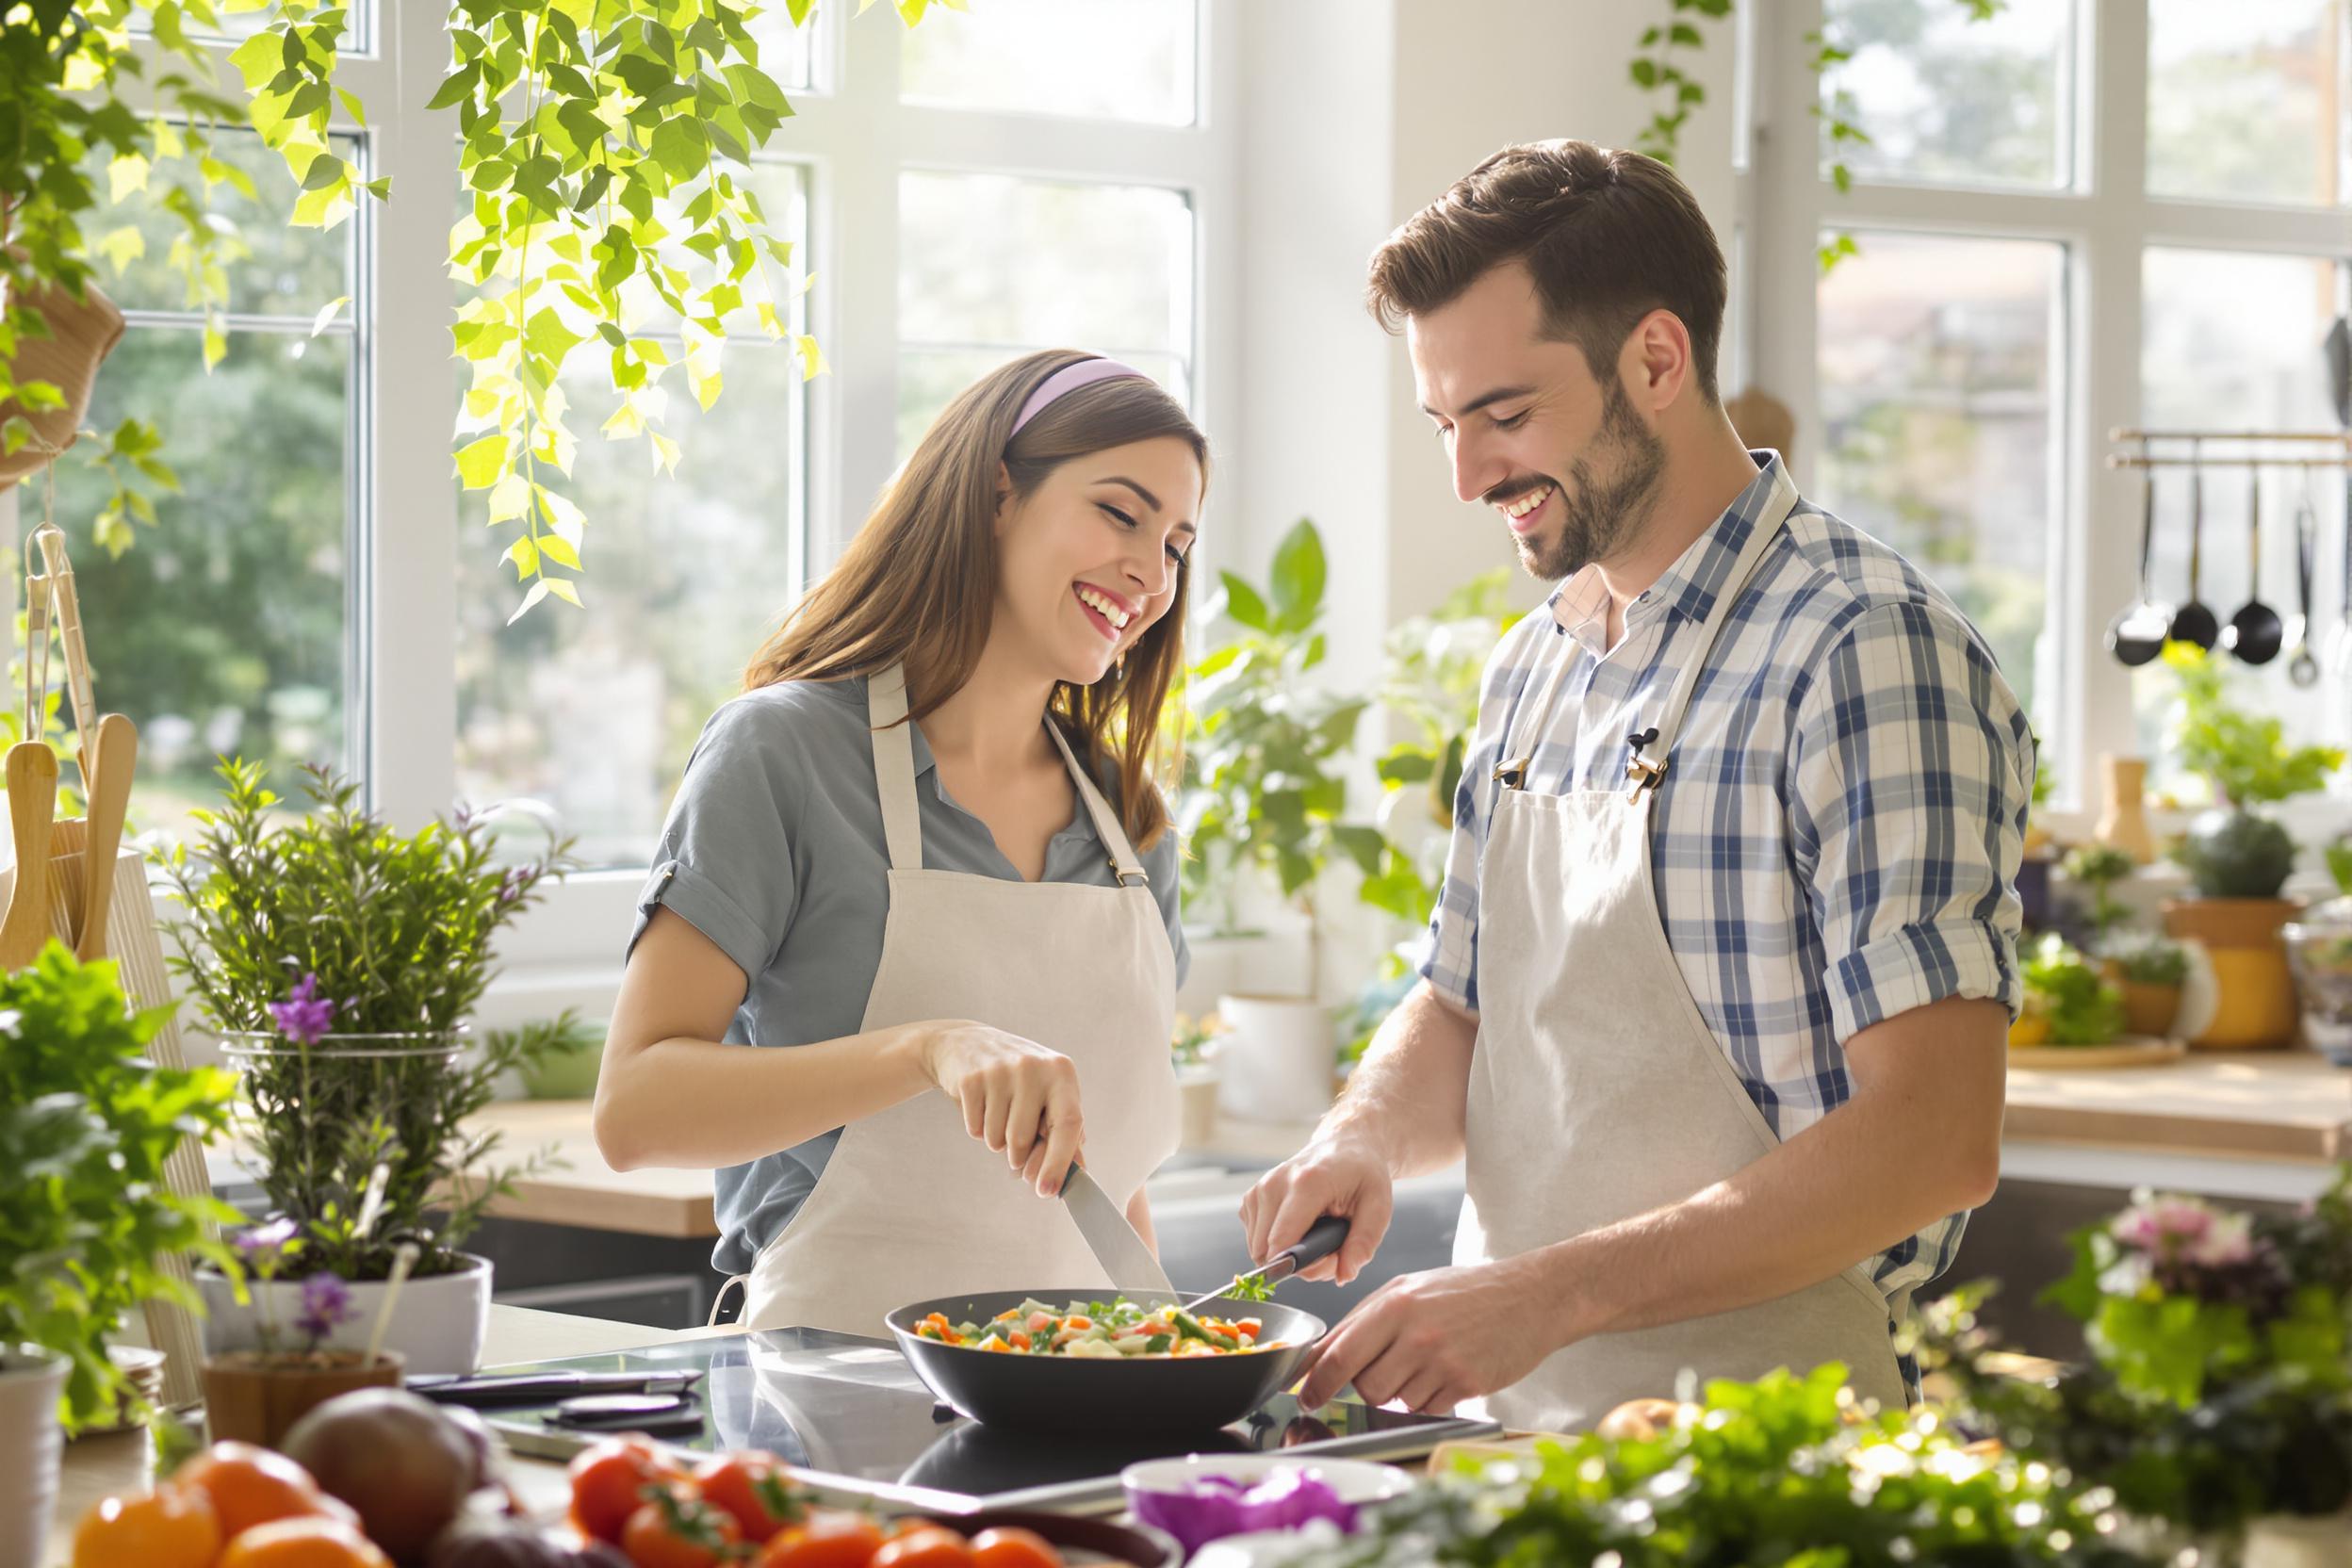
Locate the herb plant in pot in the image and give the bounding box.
[1180,520,1404,1124]
[0,944,237,1566]
[2159,644,2342,1050]
[2008,935,2125,1051]
[200,1222,401,1448]
[158,761,573,1375]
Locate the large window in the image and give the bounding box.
[1750,0,2352,818]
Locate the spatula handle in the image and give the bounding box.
[1265,1215,1351,1283]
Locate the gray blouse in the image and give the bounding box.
[629,676,1189,1276]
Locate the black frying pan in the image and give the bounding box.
[888,1290,1329,1435]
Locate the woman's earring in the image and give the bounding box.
[1114,653,1126,680]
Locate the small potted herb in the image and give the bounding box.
[0,945,237,1566]
[2102,932,2191,1039]
[200,1221,400,1448]
[2011,935,2126,1050]
[2159,645,2342,1050]
[157,760,575,1375]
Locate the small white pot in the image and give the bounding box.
[1215,995,1336,1124]
[197,1252,493,1377]
[0,1345,69,1568]
[2246,1512,2352,1568]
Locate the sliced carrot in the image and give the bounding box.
[1009,1331,1032,1350]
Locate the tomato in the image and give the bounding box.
[758,1509,887,1568]
[969,1527,1064,1568]
[620,1487,743,1568]
[694,1449,806,1544]
[72,1485,221,1568]
[873,1524,973,1568]
[568,1435,689,1544]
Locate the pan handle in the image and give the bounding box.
[1262,1216,1351,1285]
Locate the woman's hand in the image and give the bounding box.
[914,1021,1085,1197]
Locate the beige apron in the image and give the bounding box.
[732,663,1180,1337]
[1458,468,1911,1433]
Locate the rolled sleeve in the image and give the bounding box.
[1788,599,2034,1042]
[627,699,802,985]
[1414,775,1486,1014]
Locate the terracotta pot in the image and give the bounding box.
[2163,897,2301,1050]
[202,1349,403,1448]
[2094,755,2154,863]
[2099,960,2183,1037]
[0,270,126,486]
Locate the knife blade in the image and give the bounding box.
[409,1369,705,1407]
[1060,1163,1174,1295]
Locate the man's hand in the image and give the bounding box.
[1294,1256,1565,1413]
[1241,1132,1394,1284]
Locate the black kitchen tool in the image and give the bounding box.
[2107,449,2172,666]
[887,1290,1330,1436]
[2290,477,2321,685]
[1178,1217,1351,1316]
[2224,466,2283,664]
[412,1369,706,1407]
[2170,443,2220,649]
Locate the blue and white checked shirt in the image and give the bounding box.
[1419,452,2034,1298]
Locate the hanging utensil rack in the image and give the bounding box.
[2107,428,2352,468]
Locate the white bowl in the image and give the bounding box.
[1120,1452,1416,1509]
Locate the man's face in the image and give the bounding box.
[1407,260,1665,580]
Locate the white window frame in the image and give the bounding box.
[1747,0,2352,837]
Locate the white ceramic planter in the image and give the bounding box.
[1215,994,1337,1124]
[197,1252,492,1377]
[0,1346,69,1568]
[2246,1512,2352,1568]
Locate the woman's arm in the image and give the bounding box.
[593,907,1091,1197]
[1125,1184,1158,1259]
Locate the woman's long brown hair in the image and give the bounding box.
[743,350,1208,852]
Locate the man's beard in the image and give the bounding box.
[1516,381,1666,580]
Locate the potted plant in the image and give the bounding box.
[1168,1012,1226,1150]
[1180,519,1403,1123]
[1920,1172,2352,1567]
[2009,934,2126,1051]
[0,943,237,1566]
[2103,931,2192,1040]
[156,760,576,1375]
[2287,833,2352,1069]
[2158,645,2343,1050]
[200,1222,400,1448]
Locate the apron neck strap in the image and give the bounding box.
[867,663,926,873]
[1626,466,1802,798]
[868,662,1151,887]
[1044,718,1150,888]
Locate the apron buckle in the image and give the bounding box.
[1492,757,1531,791]
[1624,726,1666,803]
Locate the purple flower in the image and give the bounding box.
[294,1271,355,1345]
[268,972,338,1046]
[232,1217,299,1276]
[496,864,535,905]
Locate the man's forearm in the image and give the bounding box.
[1536,1001,2006,1342]
[1319,980,1478,1179]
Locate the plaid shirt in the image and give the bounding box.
[1420,452,2033,1298]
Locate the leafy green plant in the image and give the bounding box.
[1628,0,1731,165]
[1293,1361,2143,1568]
[2021,933,2126,1046]
[2327,830,2352,898]
[2164,642,2343,808]
[2106,932,2188,988]
[155,760,577,1279]
[2062,842,2136,943]
[2180,808,2299,900]
[1920,1170,2352,1538]
[0,943,238,1432]
[1178,519,1405,993]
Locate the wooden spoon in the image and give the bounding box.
[0,743,59,970]
[74,714,136,961]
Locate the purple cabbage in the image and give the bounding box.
[1131,1467,1362,1555]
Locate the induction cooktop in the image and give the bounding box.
[474,1327,1499,1515]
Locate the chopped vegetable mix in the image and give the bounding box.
[911,1298,1277,1357]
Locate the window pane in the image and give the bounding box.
[452,167,808,869]
[1818,0,2070,189]
[2133,249,2344,780]
[135,4,368,45]
[54,329,352,838]
[91,129,356,319]
[896,347,1187,459]
[747,8,816,91]
[2148,0,2345,207]
[1815,233,2064,738]
[901,0,1196,124]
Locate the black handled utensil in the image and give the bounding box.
[2224,466,2282,664]
[2170,441,2219,650]
[2107,449,2172,666]
[2290,478,2320,686]
[1177,1216,1351,1316]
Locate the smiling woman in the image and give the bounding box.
[596,350,1212,1342]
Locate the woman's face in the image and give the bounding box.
[994,435,1203,687]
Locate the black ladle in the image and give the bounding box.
[2289,479,2320,686]
[2224,466,2282,665]
[2169,444,2219,650]
[2107,453,2171,666]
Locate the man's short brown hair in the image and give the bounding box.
[1367,139,1726,404]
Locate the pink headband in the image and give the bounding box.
[1010,357,1151,435]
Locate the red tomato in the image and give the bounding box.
[970,1527,1064,1568]
[694,1449,806,1544]
[620,1487,743,1568]
[873,1525,973,1568]
[568,1435,689,1544]
[758,1509,888,1568]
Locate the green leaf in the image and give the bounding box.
[506,579,552,624]
[1268,519,1327,632]
[428,61,482,111]
[455,433,510,490]
[647,117,709,182]
[308,296,350,336]
[1214,571,1272,632]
